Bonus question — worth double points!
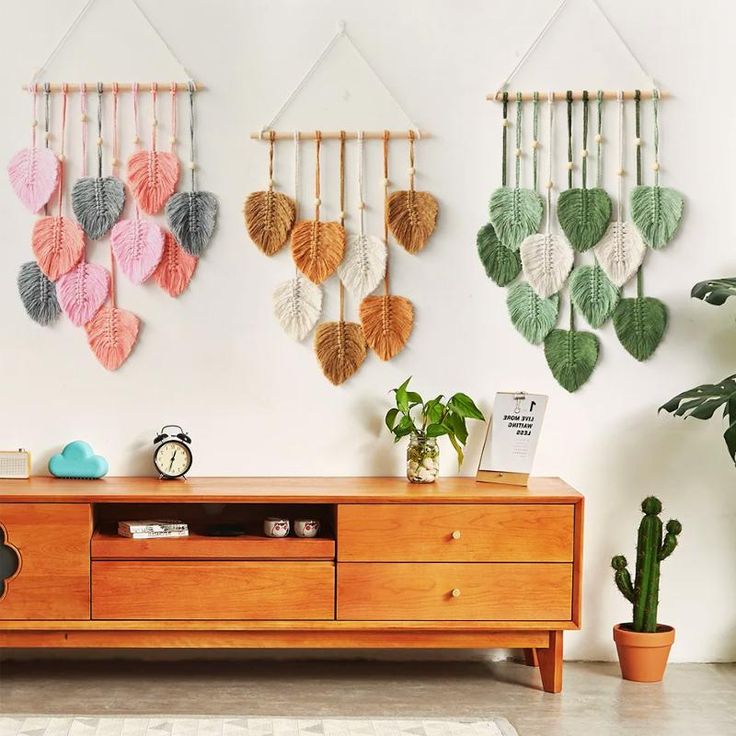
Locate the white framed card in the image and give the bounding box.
[476,392,548,485]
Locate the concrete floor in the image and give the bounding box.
[0,658,734,736]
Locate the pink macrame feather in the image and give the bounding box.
[7,146,60,213]
[55,261,110,326]
[111,218,165,284]
[127,150,179,215]
[85,305,139,371]
[31,215,84,280]
[152,231,198,297]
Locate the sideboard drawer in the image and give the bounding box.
[337,563,572,621]
[92,561,334,620]
[338,504,574,562]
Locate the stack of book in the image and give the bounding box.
[117,520,189,539]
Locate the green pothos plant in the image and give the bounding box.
[384,377,485,466]
[660,278,736,462]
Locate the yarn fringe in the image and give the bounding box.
[244,190,296,256]
[338,233,386,300]
[111,218,165,284]
[291,220,345,284]
[127,150,179,215]
[273,275,322,341]
[55,261,110,326]
[520,232,574,298]
[166,190,218,257]
[7,146,60,213]
[314,320,366,385]
[17,261,60,325]
[359,294,414,361]
[31,215,85,280]
[85,305,140,371]
[387,190,438,253]
[71,176,125,240]
[152,231,198,297]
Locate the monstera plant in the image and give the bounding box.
[660,278,736,462]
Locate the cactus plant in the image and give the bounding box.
[611,496,682,633]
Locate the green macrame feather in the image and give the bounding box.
[569,264,619,328]
[557,187,612,252]
[477,222,520,286]
[630,185,684,249]
[544,328,599,393]
[506,282,559,344]
[613,296,668,361]
[489,186,544,251]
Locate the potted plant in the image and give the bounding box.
[385,377,485,483]
[611,496,682,682]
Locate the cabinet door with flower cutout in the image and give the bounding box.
[0,503,91,620]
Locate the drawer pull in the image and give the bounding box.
[451,588,461,598]
[451,530,462,540]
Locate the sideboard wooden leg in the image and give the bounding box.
[536,630,563,693]
[523,648,539,667]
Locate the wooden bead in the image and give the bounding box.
[546,180,554,189]
[96,137,103,146]
[188,161,196,170]
[358,201,366,210]
[169,136,176,145]
[652,162,660,171]
[634,137,641,146]
[581,149,588,158]
[566,161,574,170]
[314,197,321,207]
[594,133,603,143]
[532,140,540,150]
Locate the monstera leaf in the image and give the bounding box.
[477,223,520,286]
[631,185,684,249]
[690,278,736,306]
[506,282,559,344]
[557,187,612,251]
[489,186,544,251]
[569,264,620,328]
[544,329,599,393]
[613,297,667,361]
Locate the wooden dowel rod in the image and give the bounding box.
[486,90,669,102]
[21,82,205,92]
[250,130,430,141]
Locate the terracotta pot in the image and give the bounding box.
[613,623,675,682]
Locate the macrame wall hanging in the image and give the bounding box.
[8,0,217,370]
[244,23,437,385]
[477,0,684,392]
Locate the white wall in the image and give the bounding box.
[1,0,734,663]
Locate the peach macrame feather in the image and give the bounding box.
[152,231,198,297]
[8,146,60,213]
[55,261,110,326]
[85,305,139,371]
[127,150,179,215]
[31,215,84,280]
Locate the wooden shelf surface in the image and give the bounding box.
[0,476,581,503]
[91,527,335,560]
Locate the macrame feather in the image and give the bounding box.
[489,186,544,251]
[544,328,599,393]
[387,190,439,253]
[127,150,179,215]
[244,190,296,255]
[314,321,366,385]
[359,294,414,361]
[613,296,668,361]
[71,176,125,240]
[31,215,84,280]
[7,146,60,213]
[166,190,218,256]
[85,305,139,371]
[520,232,574,298]
[273,275,323,341]
[556,187,612,251]
[477,223,520,286]
[337,233,386,299]
[630,185,684,249]
[153,231,198,297]
[506,282,559,345]
[55,261,110,326]
[593,220,646,287]
[291,220,345,284]
[569,264,620,329]
[17,261,60,325]
[111,218,165,284]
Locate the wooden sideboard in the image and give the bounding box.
[0,476,583,693]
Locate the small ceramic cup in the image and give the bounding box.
[264,517,290,538]
[294,519,320,538]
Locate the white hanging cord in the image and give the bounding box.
[616,90,624,222]
[494,0,657,97]
[260,21,421,136]
[293,130,301,276]
[545,91,554,233]
[357,131,365,237]
[30,0,194,84]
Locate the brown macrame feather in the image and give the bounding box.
[314,320,366,385]
[387,189,438,254]
[244,189,296,255]
[291,219,345,283]
[359,293,414,361]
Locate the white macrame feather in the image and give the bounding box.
[337,233,386,300]
[273,275,323,341]
[520,232,574,299]
[594,220,646,288]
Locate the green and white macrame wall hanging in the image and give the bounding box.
[477,1,684,393]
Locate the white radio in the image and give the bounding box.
[0,450,31,479]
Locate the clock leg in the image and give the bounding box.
[536,631,563,693]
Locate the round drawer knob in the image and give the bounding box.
[451,530,461,540]
[451,588,461,598]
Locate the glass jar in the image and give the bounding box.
[406,433,439,483]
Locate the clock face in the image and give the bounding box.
[154,440,192,478]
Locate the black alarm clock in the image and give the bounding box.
[153,425,193,479]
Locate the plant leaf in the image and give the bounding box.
[445,411,469,444]
[166,190,219,257]
[244,189,296,255]
[489,187,544,251]
[506,282,559,344]
[613,297,667,361]
[593,220,646,287]
[385,408,399,431]
[426,423,448,437]
[338,232,386,299]
[448,393,484,421]
[631,185,684,249]
[71,176,125,240]
[17,261,60,326]
[569,264,620,328]
[273,275,322,341]
[387,190,439,253]
[690,278,736,306]
[7,146,60,213]
[477,223,520,286]
[544,329,599,392]
[557,187,612,251]
[520,231,574,298]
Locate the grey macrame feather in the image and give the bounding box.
[506,282,559,344]
[166,191,219,257]
[71,176,125,240]
[17,261,61,326]
[544,329,599,393]
[569,264,620,329]
[613,297,668,361]
[489,186,544,251]
[630,185,684,249]
[476,223,520,286]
